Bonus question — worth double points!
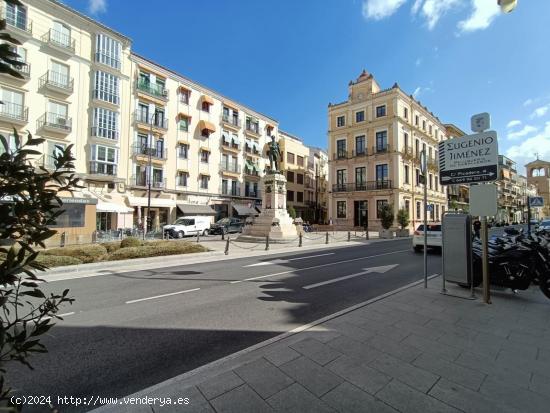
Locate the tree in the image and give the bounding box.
[0,3,78,405]
[396,208,409,230]
[379,203,394,230]
[287,205,296,219]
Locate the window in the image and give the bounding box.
[336,139,346,158]
[415,115,419,126]
[297,155,304,167]
[94,71,119,105]
[435,177,439,191]
[416,169,421,185]
[178,143,188,159]
[0,134,18,155]
[179,116,189,132]
[287,152,295,164]
[297,173,304,184]
[376,200,388,219]
[47,100,68,126]
[297,192,304,203]
[51,21,72,48]
[375,131,387,152]
[415,139,420,155]
[429,125,433,135]
[355,167,366,189]
[429,174,433,189]
[95,33,121,70]
[201,101,210,112]
[416,202,421,219]
[51,204,85,228]
[287,190,294,202]
[404,165,410,184]
[422,120,426,130]
[5,2,27,31]
[200,150,209,163]
[436,204,440,221]
[337,201,346,218]
[50,60,70,88]
[405,200,410,215]
[404,132,409,149]
[376,105,386,118]
[177,171,188,187]
[90,144,117,175]
[179,88,190,104]
[287,171,294,182]
[336,115,345,127]
[0,88,24,119]
[245,117,259,133]
[336,169,346,187]
[92,107,118,140]
[355,135,365,155]
[376,164,388,184]
[403,107,408,119]
[200,175,209,189]
[355,111,365,123]
[429,147,433,159]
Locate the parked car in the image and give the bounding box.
[209,217,244,235]
[163,216,211,238]
[538,219,550,231]
[412,224,442,252]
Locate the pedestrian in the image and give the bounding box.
[473,219,481,239]
[329,217,333,226]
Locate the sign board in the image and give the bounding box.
[442,214,472,285]
[470,184,498,216]
[427,204,434,212]
[471,112,491,133]
[529,196,544,207]
[438,131,499,185]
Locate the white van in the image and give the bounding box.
[163,216,211,238]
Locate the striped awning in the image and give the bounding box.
[201,95,214,105]
[198,120,216,133]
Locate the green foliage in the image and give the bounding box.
[43,244,107,263]
[449,199,458,211]
[396,208,410,229]
[100,241,122,253]
[35,254,83,267]
[379,204,394,230]
[108,242,207,261]
[120,237,142,248]
[287,206,297,219]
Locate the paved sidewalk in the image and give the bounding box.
[92,278,550,413]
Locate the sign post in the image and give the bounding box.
[528,196,544,235]
[420,149,428,288]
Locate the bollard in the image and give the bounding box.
[365,227,370,240]
[221,231,225,241]
[224,237,230,255]
[348,231,351,242]
[299,233,303,247]
[92,231,97,244]
[196,231,200,243]
[325,231,329,244]
[265,234,270,251]
[60,232,66,247]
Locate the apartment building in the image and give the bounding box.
[327,70,448,230]
[279,131,310,218]
[526,159,550,218]
[308,146,329,223]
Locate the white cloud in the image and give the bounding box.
[411,0,423,15]
[415,58,422,66]
[530,105,549,119]
[88,0,107,15]
[506,122,550,171]
[523,98,534,107]
[420,0,461,30]
[457,0,500,34]
[362,0,407,20]
[506,120,522,129]
[413,87,422,98]
[412,85,433,98]
[507,125,538,141]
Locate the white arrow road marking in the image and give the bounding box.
[244,253,335,267]
[302,264,399,290]
[125,288,200,304]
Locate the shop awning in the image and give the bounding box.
[126,196,176,208]
[201,95,214,106]
[177,203,216,215]
[198,120,216,133]
[233,204,259,216]
[97,201,133,213]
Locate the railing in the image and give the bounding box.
[37,112,72,131]
[400,147,413,156]
[95,52,121,70]
[134,110,169,129]
[89,161,117,176]
[4,8,32,34]
[42,29,76,53]
[244,168,259,177]
[351,149,367,157]
[7,61,30,77]
[244,191,260,198]
[221,187,241,196]
[0,102,28,122]
[331,180,393,192]
[372,144,391,154]
[244,145,260,155]
[221,139,240,150]
[132,144,167,160]
[332,151,349,160]
[39,71,74,92]
[245,123,260,135]
[91,126,119,140]
[220,162,241,173]
[176,176,188,187]
[131,175,166,189]
[137,79,168,99]
[221,114,241,128]
[35,155,56,170]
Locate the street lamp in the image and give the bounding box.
[144,111,162,237]
[498,0,517,13]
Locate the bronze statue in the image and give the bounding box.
[267,136,281,172]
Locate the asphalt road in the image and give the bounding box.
[7,238,441,412]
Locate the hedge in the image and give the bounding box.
[120,237,142,248]
[100,241,122,253]
[108,242,207,261]
[35,254,83,267]
[44,244,107,263]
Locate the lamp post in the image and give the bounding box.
[145,111,157,237]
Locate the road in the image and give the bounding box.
[7,238,441,412]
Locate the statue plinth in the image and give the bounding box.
[237,173,298,243]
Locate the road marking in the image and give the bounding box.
[303,264,399,290]
[43,311,76,321]
[125,288,201,304]
[244,253,335,267]
[231,250,409,284]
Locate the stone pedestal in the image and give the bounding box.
[237,173,298,243]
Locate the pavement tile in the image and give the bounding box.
[429,378,520,413]
[437,331,500,359]
[412,353,486,391]
[300,327,342,343]
[280,356,343,397]
[384,308,433,326]
[290,337,341,366]
[507,331,544,346]
[401,334,461,362]
[382,299,421,313]
[530,373,550,397]
[376,379,461,413]
[538,348,550,363]
[197,371,244,400]
[496,350,550,377]
[354,306,401,324]
[326,355,391,394]
[499,338,539,359]
[392,320,445,341]
[360,319,411,342]
[367,335,423,363]
[325,321,376,342]
[368,353,439,393]
[414,306,462,323]
[264,346,301,367]
[325,335,384,364]
[456,318,511,338]
[266,383,335,413]
[210,384,273,413]
[425,319,479,340]
[148,385,211,413]
[480,378,550,413]
[234,358,294,399]
[321,382,398,413]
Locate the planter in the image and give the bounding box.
[396,229,409,237]
[379,229,394,239]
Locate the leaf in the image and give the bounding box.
[20,289,46,299]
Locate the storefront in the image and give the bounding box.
[126,196,176,231]
[176,203,217,223]
[232,203,260,218]
[46,196,98,246]
[96,200,134,231]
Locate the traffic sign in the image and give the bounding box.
[438,130,499,185]
[529,196,544,207]
[471,113,491,133]
[427,204,434,212]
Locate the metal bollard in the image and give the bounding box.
[325,231,329,244]
[265,234,270,251]
[365,227,370,240]
[299,233,303,247]
[196,231,200,243]
[60,232,66,247]
[348,231,351,242]
[221,231,225,241]
[224,237,230,255]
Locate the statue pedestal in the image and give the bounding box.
[237,173,298,243]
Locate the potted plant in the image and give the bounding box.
[396,208,410,237]
[378,203,394,239]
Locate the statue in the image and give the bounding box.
[267,136,281,172]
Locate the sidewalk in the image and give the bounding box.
[92,278,550,413]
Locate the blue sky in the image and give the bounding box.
[69,0,550,173]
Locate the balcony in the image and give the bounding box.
[221,138,240,152]
[220,162,241,174]
[1,61,30,80]
[131,175,166,190]
[133,145,167,160]
[244,167,260,177]
[41,29,76,55]
[2,8,33,38]
[332,151,349,160]
[89,161,117,176]
[351,149,367,158]
[331,180,393,192]
[372,144,391,154]
[0,102,28,125]
[136,79,168,101]
[134,110,169,131]
[221,114,241,129]
[34,155,57,170]
[244,144,261,156]
[245,122,261,137]
[221,186,241,197]
[37,112,72,134]
[244,190,261,199]
[39,71,74,95]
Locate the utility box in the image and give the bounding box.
[442,213,472,285]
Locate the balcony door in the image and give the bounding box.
[152,168,163,185]
[375,164,388,189]
[354,200,368,227]
[336,169,346,190]
[155,138,164,158]
[48,100,68,125]
[52,21,71,47]
[1,88,23,118]
[6,2,27,30]
[222,179,228,195]
[51,61,69,87]
[355,167,366,190]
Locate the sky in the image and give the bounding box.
[67,0,550,174]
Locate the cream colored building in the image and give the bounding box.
[327,70,448,231]
[526,159,550,218]
[308,146,329,223]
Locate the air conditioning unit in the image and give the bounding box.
[57,117,67,126]
[107,182,115,189]
[162,90,168,97]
